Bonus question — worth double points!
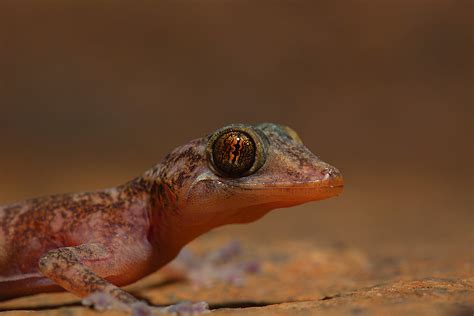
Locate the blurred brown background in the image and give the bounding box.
[0,1,472,255]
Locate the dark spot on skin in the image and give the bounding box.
[157,140,206,190]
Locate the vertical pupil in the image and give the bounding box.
[212,131,256,177]
[229,135,241,164]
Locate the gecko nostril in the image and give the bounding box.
[321,167,341,180]
[322,168,333,176]
[321,168,332,181]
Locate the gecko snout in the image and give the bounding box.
[321,166,344,188]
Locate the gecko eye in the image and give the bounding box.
[207,126,268,178]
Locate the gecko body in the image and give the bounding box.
[0,123,343,308]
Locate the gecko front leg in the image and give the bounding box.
[38,244,207,315]
[38,243,140,310]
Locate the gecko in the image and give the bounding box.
[0,123,343,312]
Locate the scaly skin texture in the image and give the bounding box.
[0,123,343,305]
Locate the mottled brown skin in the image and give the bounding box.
[0,123,343,305]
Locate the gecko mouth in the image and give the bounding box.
[234,177,344,204]
[238,175,344,191]
[227,182,343,224]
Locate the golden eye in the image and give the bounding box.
[207,126,267,178]
[212,131,255,177]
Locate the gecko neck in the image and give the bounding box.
[120,174,206,266]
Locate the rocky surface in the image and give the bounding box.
[0,236,472,316]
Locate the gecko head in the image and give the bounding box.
[156,123,343,227]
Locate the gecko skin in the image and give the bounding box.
[0,123,343,306]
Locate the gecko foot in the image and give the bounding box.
[82,292,127,311]
[82,292,152,316]
[82,292,209,315]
